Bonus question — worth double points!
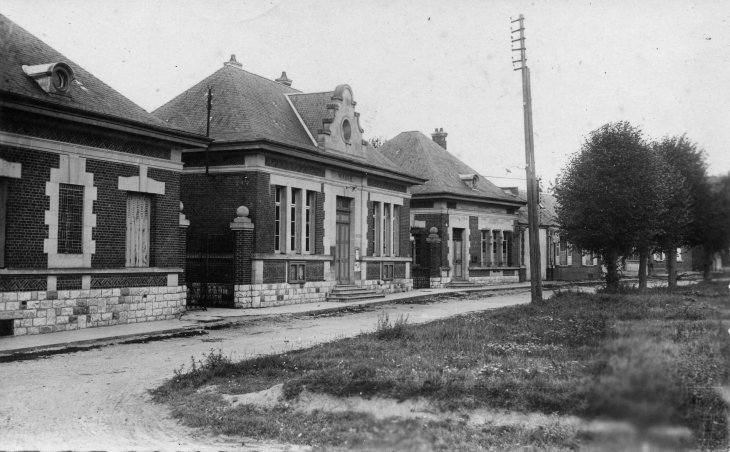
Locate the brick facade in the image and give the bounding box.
[469,216,480,264]
[399,198,411,257]
[0,146,57,268]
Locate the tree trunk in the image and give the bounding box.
[666,247,677,288]
[638,249,648,290]
[604,250,620,290]
[703,246,713,281]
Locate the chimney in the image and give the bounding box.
[224,54,242,68]
[275,71,292,87]
[431,127,447,149]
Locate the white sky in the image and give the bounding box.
[3,0,729,189]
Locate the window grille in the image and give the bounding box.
[58,183,84,254]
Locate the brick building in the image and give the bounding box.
[152,57,425,308]
[0,15,209,336]
[379,130,525,288]
[513,190,602,281]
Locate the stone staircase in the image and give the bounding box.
[326,284,385,302]
[444,279,481,289]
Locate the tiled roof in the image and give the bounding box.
[287,92,333,141]
[153,65,420,180]
[516,189,558,227]
[378,131,523,204]
[153,64,313,146]
[0,14,196,137]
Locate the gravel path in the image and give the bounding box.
[0,290,532,451]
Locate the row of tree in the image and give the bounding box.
[553,121,730,289]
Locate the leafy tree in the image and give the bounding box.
[651,136,697,287]
[553,122,672,289]
[697,172,730,279]
[368,137,387,149]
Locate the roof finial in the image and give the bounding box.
[224,54,242,68]
[275,71,292,87]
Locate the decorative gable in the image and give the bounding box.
[316,85,366,158]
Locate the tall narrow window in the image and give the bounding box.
[393,205,400,257]
[567,243,573,265]
[373,202,381,256]
[384,203,391,256]
[559,239,568,265]
[491,231,498,264]
[58,183,84,254]
[290,188,302,253]
[502,234,508,264]
[275,187,282,252]
[0,179,8,268]
[305,191,312,253]
[481,230,489,265]
[126,194,151,267]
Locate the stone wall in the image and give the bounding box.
[234,281,336,308]
[361,278,412,294]
[0,285,186,336]
[468,275,520,285]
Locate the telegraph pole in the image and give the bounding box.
[205,86,213,176]
[512,14,543,302]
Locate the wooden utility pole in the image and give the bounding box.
[205,85,213,176]
[512,14,543,302]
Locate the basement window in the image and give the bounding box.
[0,319,13,337]
[289,262,306,283]
[383,263,394,281]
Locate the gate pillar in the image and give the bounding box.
[179,201,190,286]
[230,206,255,286]
[426,227,442,278]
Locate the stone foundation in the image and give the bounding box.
[429,277,450,288]
[234,281,337,308]
[468,275,520,285]
[361,278,413,294]
[0,285,186,336]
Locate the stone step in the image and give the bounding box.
[326,293,386,302]
[445,280,480,288]
[329,287,372,294]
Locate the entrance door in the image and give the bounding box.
[335,197,351,283]
[453,228,463,279]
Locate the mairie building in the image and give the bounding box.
[0,14,209,336]
[152,56,425,308]
[379,130,526,288]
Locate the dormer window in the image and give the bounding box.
[459,173,479,189]
[22,62,75,95]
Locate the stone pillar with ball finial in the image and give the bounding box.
[178,201,190,287]
[230,206,255,291]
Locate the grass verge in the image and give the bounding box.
[152,282,730,451]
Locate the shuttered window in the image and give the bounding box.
[126,194,151,267]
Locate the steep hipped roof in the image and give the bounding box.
[516,189,558,227]
[153,64,312,146]
[0,14,198,139]
[379,131,523,204]
[153,64,419,180]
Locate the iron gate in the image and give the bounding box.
[412,231,431,289]
[186,233,235,309]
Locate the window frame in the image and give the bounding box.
[125,193,152,268]
[382,263,394,281]
[57,183,84,255]
[289,261,306,283]
[275,186,283,253]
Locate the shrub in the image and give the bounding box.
[373,311,413,341]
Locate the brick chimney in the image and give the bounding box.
[224,54,242,68]
[431,128,447,149]
[275,71,292,87]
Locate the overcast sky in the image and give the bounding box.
[4,0,729,189]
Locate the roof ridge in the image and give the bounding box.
[224,64,303,94]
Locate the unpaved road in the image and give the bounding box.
[0,289,534,451]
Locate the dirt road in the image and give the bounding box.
[0,289,533,451]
